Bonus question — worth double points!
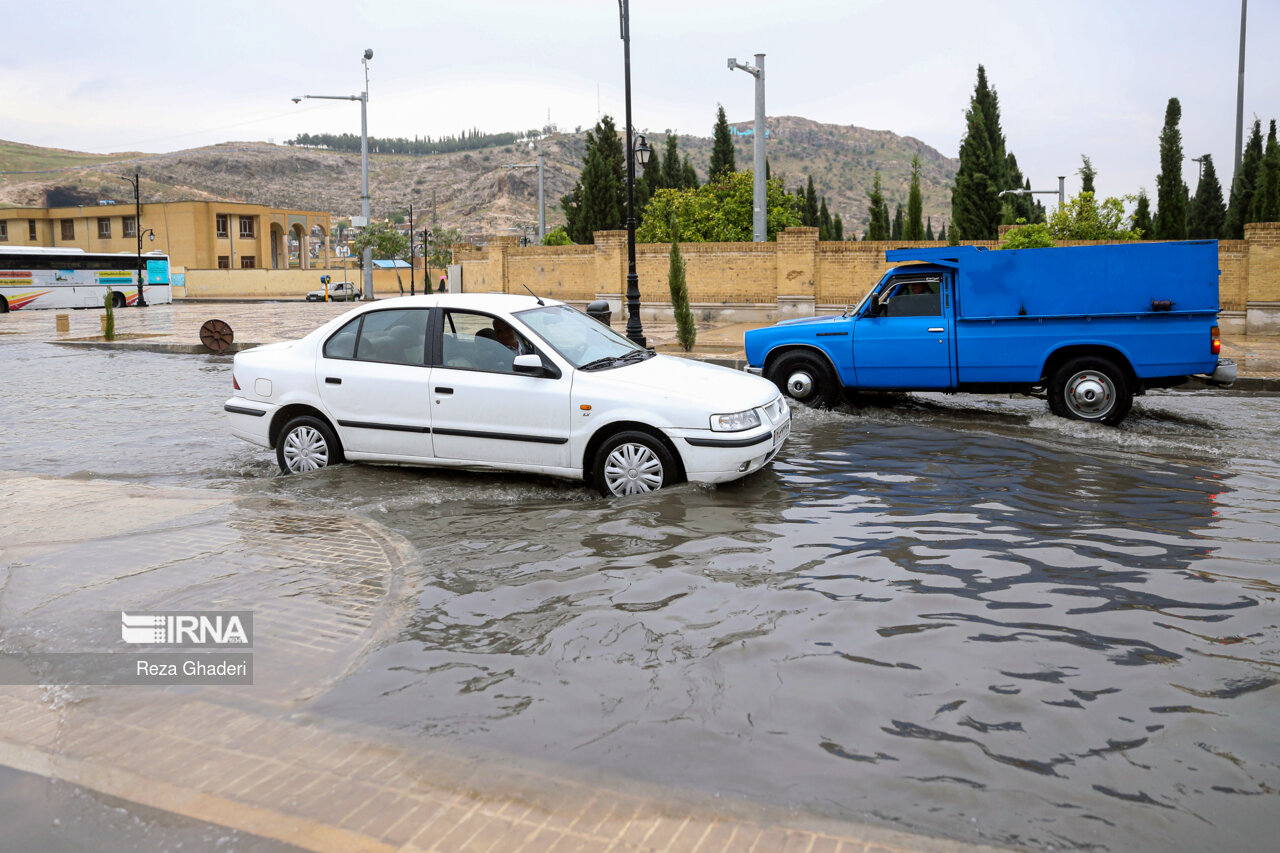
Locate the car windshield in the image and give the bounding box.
[515,304,650,369]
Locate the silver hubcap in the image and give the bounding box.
[1064,370,1115,419]
[283,426,329,472]
[787,370,814,399]
[603,443,664,495]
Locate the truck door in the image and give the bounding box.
[852,274,953,388]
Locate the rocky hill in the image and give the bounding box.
[0,117,956,239]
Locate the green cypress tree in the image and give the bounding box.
[891,203,904,240]
[1079,155,1097,195]
[709,105,736,182]
[925,216,935,240]
[1225,119,1264,237]
[940,222,950,244]
[1131,190,1153,239]
[1187,154,1227,239]
[1249,120,1280,224]
[661,132,682,190]
[559,116,625,244]
[804,176,819,227]
[865,171,890,240]
[952,97,999,240]
[1154,98,1188,240]
[833,213,844,241]
[681,156,699,189]
[818,197,832,240]
[906,155,924,240]
[668,226,696,352]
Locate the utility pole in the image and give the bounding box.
[1234,0,1248,187]
[728,54,766,242]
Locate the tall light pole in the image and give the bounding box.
[116,171,149,307]
[1234,0,1248,186]
[294,47,374,301]
[728,53,766,242]
[619,0,653,347]
[504,142,545,243]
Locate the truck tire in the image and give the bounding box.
[1048,357,1132,426]
[769,352,840,408]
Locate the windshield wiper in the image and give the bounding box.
[578,356,619,371]
[578,349,651,371]
[616,349,651,364]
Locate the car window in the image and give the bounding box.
[352,309,430,365]
[323,317,360,359]
[440,310,531,374]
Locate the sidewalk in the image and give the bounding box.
[0,471,1008,853]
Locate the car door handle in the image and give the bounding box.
[325,377,342,385]
[927,327,945,333]
[434,387,454,395]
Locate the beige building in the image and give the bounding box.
[0,201,332,271]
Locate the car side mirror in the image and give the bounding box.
[513,353,550,376]
[869,294,881,316]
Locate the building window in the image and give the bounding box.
[216,215,228,238]
[240,256,256,269]
[28,220,36,240]
[239,217,255,239]
[98,218,111,238]
[218,256,230,269]
[123,216,137,238]
[0,221,7,241]
[60,219,75,240]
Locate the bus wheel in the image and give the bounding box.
[0,296,8,313]
[111,292,126,309]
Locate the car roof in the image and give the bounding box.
[361,293,564,313]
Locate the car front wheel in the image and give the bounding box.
[593,431,677,497]
[276,415,343,474]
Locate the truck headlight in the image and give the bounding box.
[710,409,761,432]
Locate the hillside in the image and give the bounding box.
[0,117,956,239]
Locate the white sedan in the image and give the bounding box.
[224,294,790,496]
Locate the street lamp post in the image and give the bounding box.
[728,54,766,242]
[999,176,1066,209]
[408,203,415,295]
[503,142,546,243]
[294,48,374,301]
[116,170,150,307]
[619,0,653,347]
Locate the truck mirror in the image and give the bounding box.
[869,294,881,315]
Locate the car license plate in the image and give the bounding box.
[773,420,790,447]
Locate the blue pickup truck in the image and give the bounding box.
[744,241,1236,425]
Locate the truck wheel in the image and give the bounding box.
[769,352,839,408]
[1049,357,1132,426]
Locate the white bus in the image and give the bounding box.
[0,247,173,312]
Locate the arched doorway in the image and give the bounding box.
[270,223,286,269]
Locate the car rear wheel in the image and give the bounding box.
[768,352,839,408]
[1048,356,1132,426]
[276,415,344,474]
[594,431,676,497]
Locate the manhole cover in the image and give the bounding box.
[199,319,234,353]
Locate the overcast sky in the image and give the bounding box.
[5,1,1276,210]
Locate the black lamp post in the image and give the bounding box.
[619,0,652,346]
[117,170,149,307]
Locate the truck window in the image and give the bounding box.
[880,277,941,317]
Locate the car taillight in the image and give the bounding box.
[233,374,241,390]
[1210,325,1221,356]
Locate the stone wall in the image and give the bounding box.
[456,226,1279,334]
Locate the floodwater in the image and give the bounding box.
[3,340,1279,852]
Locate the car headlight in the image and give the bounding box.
[710,408,761,432]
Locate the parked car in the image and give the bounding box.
[225,294,790,496]
[306,281,361,301]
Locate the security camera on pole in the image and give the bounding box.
[293,48,375,301]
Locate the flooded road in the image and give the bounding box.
[3,340,1279,851]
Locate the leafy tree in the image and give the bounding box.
[1130,190,1153,238]
[667,227,696,351]
[423,227,464,269]
[541,226,573,246]
[891,204,904,240]
[906,155,924,240]
[1187,154,1226,239]
[1225,119,1264,238]
[560,115,625,243]
[352,222,408,267]
[1250,120,1280,223]
[635,170,802,243]
[1078,155,1097,195]
[709,105,736,182]
[864,171,891,240]
[1154,98,1188,240]
[1049,192,1140,241]
[1001,220,1055,249]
